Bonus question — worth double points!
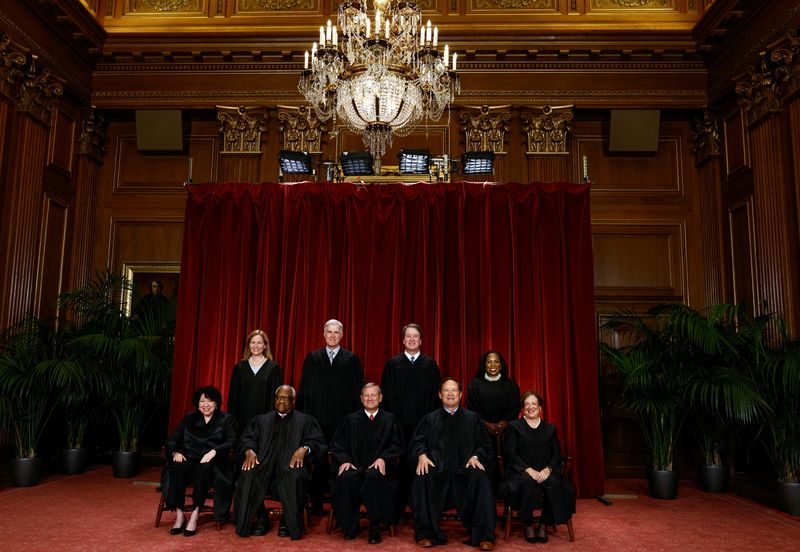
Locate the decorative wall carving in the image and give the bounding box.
[130,0,199,12]
[17,55,63,124]
[0,35,26,100]
[690,109,720,165]
[591,0,671,8]
[474,0,555,8]
[78,108,109,163]
[460,105,510,154]
[277,106,324,153]
[236,0,314,11]
[521,105,573,154]
[217,105,268,153]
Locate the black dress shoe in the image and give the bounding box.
[368,527,382,544]
[344,530,358,540]
[535,525,548,543]
[251,519,268,536]
[169,526,183,536]
[183,528,197,537]
[277,524,290,537]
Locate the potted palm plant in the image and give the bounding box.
[60,271,173,478]
[0,316,85,485]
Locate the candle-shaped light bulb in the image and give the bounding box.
[320,26,325,45]
[433,27,438,47]
[443,44,449,67]
[375,11,381,36]
[426,20,432,44]
[452,52,457,71]
[326,20,332,43]
[420,25,424,45]
[333,26,338,46]
[304,51,309,69]
[385,20,389,39]
[366,19,371,38]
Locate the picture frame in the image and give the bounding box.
[122,262,181,317]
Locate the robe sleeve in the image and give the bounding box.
[165,414,189,456]
[227,363,241,427]
[295,353,314,412]
[503,380,522,422]
[216,413,237,456]
[300,413,328,463]
[329,418,355,466]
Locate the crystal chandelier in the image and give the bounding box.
[298,0,459,163]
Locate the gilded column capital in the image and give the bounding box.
[17,55,64,123]
[78,108,109,163]
[459,105,511,154]
[0,35,28,101]
[521,105,574,155]
[690,109,720,166]
[217,105,268,154]
[277,105,324,153]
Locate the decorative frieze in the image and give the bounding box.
[277,106,324,153]
[591,0,671,7]
[217,105,268,154]
[460,105,511,154]
[521,105,574,154]
[0,35,26,100]
[474,0,555,8]
[17,55,63,123]
[78,108,109,163]
[690,109,720,165]
[236,0,314,11]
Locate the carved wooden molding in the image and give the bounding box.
[17,55,64,124]
[78,107,109,163]
[735,29,800,126]
[690,108,720,166]
[0,34,26,101]
[459,105,511,153]
[277,105,324,153]
[521,105,573,154]
[216,105,268,154]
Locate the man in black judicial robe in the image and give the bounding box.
[330,382,405,544]
[234,385,326,540]
[381,323,441,514]
[296,319,364,509]
[409,378,497,551]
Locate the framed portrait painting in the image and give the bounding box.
[122,262,180,317]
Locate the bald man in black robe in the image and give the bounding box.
[234,385,326,540]
[409,378,496,551]
[330,383,405,544]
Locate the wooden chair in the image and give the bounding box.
[503,455,575,542]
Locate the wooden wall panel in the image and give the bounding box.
[723,107,749,178]
[36,197,69,321]
[728,199,755,307]
[48,107,77,175]
[108,219,185,273]
[592,222,686,301]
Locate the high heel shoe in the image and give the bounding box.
[170,522,185,535]
[183,528,197,537]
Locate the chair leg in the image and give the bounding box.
[155,495,166,528]
[503,506,512,541]
[327,508,335,534]
[389,524,395,537]
[566,519,575,542]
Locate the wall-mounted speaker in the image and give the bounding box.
[609,109,660,153]
[135,110,184,151]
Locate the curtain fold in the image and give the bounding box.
[172,181,604,497]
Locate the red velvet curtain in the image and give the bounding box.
[172,181,604,497]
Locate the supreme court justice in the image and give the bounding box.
[330,382,405,544]
[503,391,575,544]
[234,385,326,540]
[467,351,521,438]
[164,386,236,536]
[296,319,364,510]
[228,329,283,435]
[409,378,497,551]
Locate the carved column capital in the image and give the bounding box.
[459,105,511,153]
[17,55,63,123]
[0,35,26,101]
[690,109,721,166]
[78,108,109,163]
[217,105,268,154]
[521,105,574,155]
[277,105,324,153]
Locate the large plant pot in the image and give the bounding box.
[647,468,679,500]
[111,451,140,478]
[10,456,43,487]
[62,448,89,475]
[698,464,729,493]
[777,481,800,516]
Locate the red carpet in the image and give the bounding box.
[0,467,798,551]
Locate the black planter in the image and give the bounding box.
[111,451,140,478]
[62,448,89,475]
[10,456,43,487]
[777,481,800,516]
[698,464,729,493]
[647,468,679,499]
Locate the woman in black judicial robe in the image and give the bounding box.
[164,386,236,536]
[466,350,522,438]
[503,391,575,544]
[228,329,282,435]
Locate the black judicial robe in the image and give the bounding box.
[381,353,441,440]
[296,347,364,441]
[503,418,575,525]
[227,358,282,434]
[164,410,236,518]
[234,410,326,538]
[329,409,405,532]
[466,376,521,424]
[409,407,497,545]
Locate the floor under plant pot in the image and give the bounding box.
[699,464,729,493]
[647,468,679,499]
